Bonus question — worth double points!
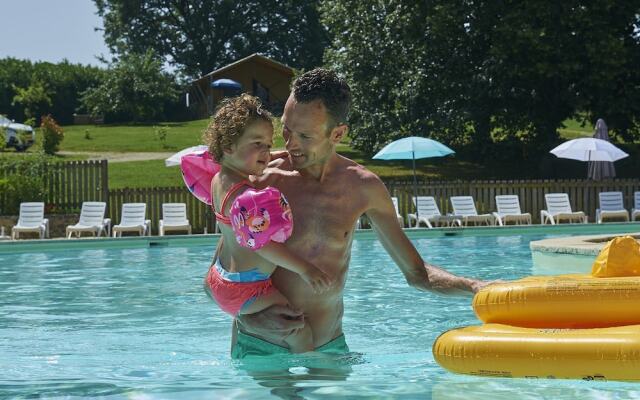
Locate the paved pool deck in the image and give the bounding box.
[530,231,640,256]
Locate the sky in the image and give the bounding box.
[0,0,112,66]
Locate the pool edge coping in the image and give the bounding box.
[1,222,640,254]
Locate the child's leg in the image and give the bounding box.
[239,289,314,353]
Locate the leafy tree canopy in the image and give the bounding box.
[80,50,180,122]
[94,0,328,78]
[323,0,640,161]
[0,58,105,124]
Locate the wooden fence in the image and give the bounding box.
[385,178,640,224]
[108,187,214,234]
[43,160,109,211]
[1,159,108,214]
[3,159,639,231]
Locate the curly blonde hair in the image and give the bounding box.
[202,94,273,161]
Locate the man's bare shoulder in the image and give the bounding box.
[338,154,381,180]
[337,155,387,190]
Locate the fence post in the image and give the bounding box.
[100,160,109,216]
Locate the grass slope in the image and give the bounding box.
[2,118,615,188]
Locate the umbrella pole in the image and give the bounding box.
[412,151,419,226]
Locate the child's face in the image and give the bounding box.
[226,120,273,175]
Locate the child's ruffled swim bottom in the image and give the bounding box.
[205,258,274,316]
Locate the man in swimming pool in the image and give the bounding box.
[230,68,493,358]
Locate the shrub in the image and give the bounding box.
[0,153,50,215]
[154,125,169,148]
[0,174,46,215]
[40,115,64,155]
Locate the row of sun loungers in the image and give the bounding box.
[393,192,640,228]
[8,202,192,239]
[5,191,640,239]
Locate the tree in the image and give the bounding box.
[0,58,33,122]
[80,50,180,122]
[322,0,640,163]
[94,0,328,78]
[11,80,53,122]
[31,60,106,125]
[0,58,105,125]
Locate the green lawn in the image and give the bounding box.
[1,118,607,188]
[61,120,209,152]
[558,119,594,139]
[109,160,184,189]
[60,118,287,152]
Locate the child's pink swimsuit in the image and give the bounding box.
[205,181,293,316]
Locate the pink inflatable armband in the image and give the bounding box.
[180,151,221,205]
[230,187,293,249]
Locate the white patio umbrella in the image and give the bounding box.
[373,136,455,220]
[550,137,628,163]
[165,145,209,166]
[550,137,628,179]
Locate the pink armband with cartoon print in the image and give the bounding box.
[229,187,293,249]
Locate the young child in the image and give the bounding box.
[200,94,333,353]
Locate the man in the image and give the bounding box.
[231,68,491,358]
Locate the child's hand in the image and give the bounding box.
[301,268,334,293]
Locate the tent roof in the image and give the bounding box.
[193,53,293,84]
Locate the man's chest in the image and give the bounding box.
[279,177,365,237]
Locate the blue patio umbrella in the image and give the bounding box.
[211,78,242,90]
[373,136,455,220]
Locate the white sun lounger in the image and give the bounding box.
[632,192,640,222]
[450,196,494,226]
[391,197,405,227]
[596,192,629,223]
[408,196,460,228]
[11,202,49,239]
[66,202,111,238]
[541,193,587,224]
[493,195,532,226]
[159,203,191,236]
[112,203,151,237]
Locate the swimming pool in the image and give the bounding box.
[2,230,640,399]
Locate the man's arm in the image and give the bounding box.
[363,177,487,294]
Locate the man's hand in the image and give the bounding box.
[236,304,305,338]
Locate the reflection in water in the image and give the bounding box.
[432,378,640,400]
[236,352,363,400]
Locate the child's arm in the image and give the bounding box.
[256,241,334,293]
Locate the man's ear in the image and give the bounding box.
[330,124,348,144]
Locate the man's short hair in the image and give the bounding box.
[292,68,351,127]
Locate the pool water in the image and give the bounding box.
[2,233,640,399]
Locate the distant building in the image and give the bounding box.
[189,53,295,118]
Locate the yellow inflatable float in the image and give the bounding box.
[472,274,640,328]
[433,323,640,381]
[434,235,640,381]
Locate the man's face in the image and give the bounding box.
[281,94,338,170]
